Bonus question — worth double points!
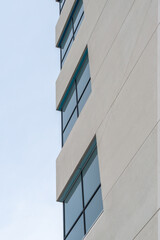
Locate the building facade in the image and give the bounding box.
[55,0,160,239]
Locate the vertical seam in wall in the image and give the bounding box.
[103,120,160,203]
[122,0,153,82]
[86,0,110,35]
[132,209,160,239]
[89,0,136,84]
[91,0,153,87]
[97,25,159,148]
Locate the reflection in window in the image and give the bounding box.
[59,0,84,68]
[60,51,91,146]
[63,140,103,240]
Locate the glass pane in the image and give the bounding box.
[73,0,84,33]
[60,0,64,10]
[62,83,76,129]
[60,0,65,8]
[61,38,73,67]
[85,188,103,233]
[82,148,100,205]
[66,215,84,240]
[78,81,91,114]
[63,109,77,144]
[77,57,90,99]
[60,0,65,4]
[61,22,73,60]
[64,177,83,235]
[74,13,84,37]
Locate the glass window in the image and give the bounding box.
[85,188,103,233]
[61,38,73,67]
[59,0,66,13]
[63,109,78,144]
[62,83,77,130]
[77,58,90,99]
[63,141,103,239]
[66,216,84,240]
[73,0,84,33]
[78,82,91,114]
[65,177,83,235]
[60,0,65,6]
[61,52,91,146]
[61,22,73,60]
[82,149,101,205]
[74,13,84,37]
[59,0,84,68]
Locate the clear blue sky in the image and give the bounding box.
[0,0,63,239]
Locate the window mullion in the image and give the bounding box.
[84,184,101,210]
[81,172,86,235]
[61,36,74,64]
[64,211,83,239]
[74,11,84,35]
[72,17,75,41]
[63,203,66,239]
[59,0,84,68]
[61,111,64,147]
[60,48,62,69]
[59,2,61,15]
[62,105,77,134]
[75,78,79,117]
[77,77,91,104]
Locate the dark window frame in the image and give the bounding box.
[59,0,84,68]
[61,54,91,146]
[59,0,66,14]
[63,144,102,240]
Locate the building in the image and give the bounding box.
[55,0,160,239]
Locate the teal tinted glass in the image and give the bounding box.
[85,188,103,233]
[64,176,83,235]
[82,148,101,205]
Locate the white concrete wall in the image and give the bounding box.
[55,0,160,239]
